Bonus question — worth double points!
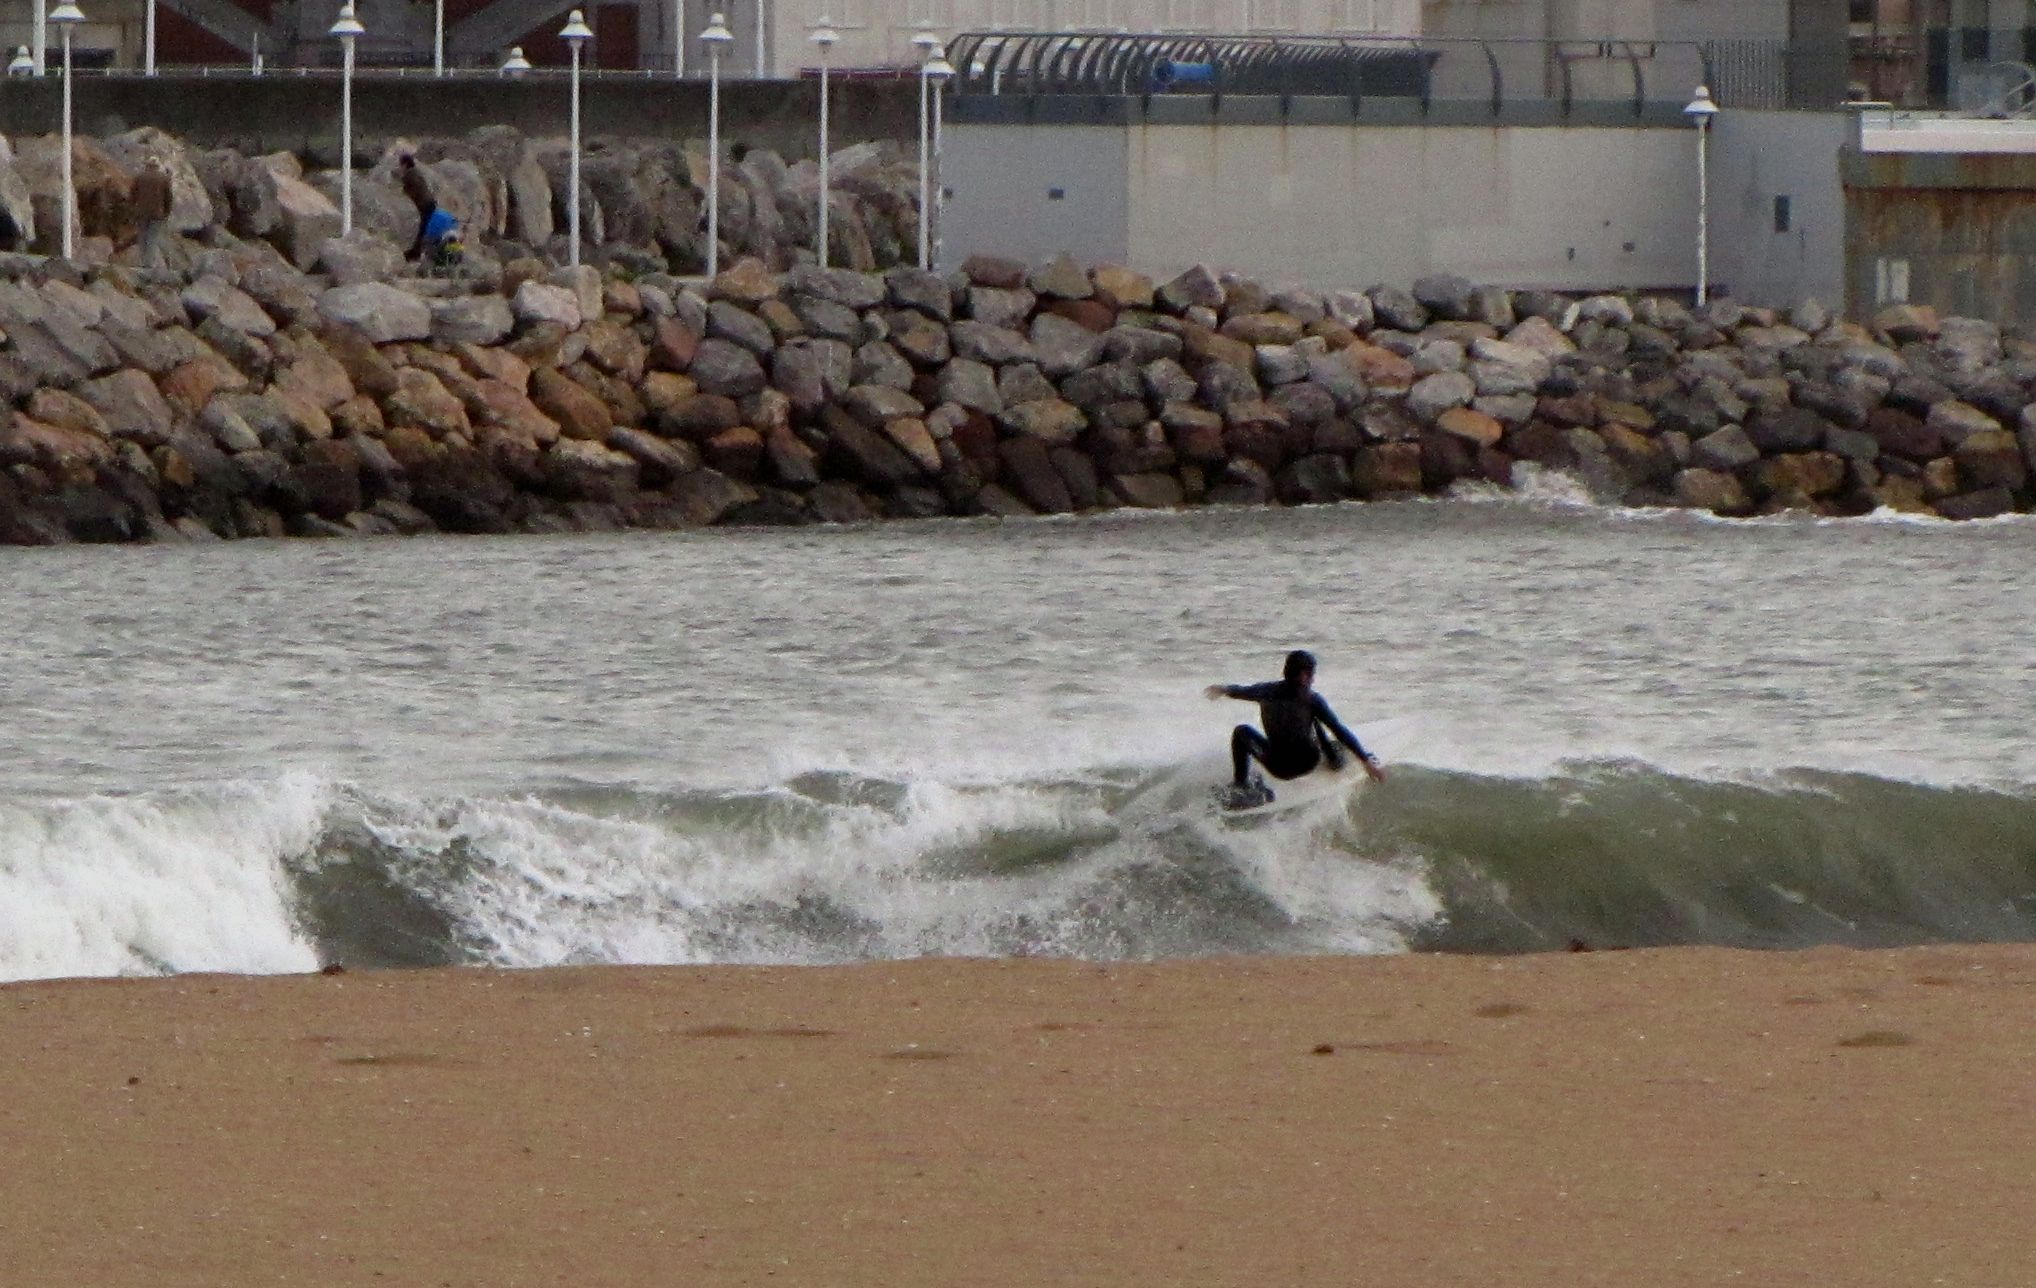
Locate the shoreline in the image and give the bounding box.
[9,944,2036,1285]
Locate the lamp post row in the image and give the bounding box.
[26,7,955,275]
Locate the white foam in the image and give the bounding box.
[0,773,329,982]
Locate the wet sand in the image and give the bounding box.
[4,945,2034,1286]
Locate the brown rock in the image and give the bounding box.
[1672,467,1751,514]
[318,323,401,398]
[331,396,385,439]
[1935,486,2015,519]
[1436,406,1504,449]
[457,342,532,392]
[469,379,561,445]
[0,416,113,480]
[998,435,1074,513]
[1180,326,1256,372]
[704,426,765,479]
[1091,264,1154,311]
[158,357,245,418]
[648,315,702,373]
[530,368,613,441]
[386,368,472,439]
[765,426,821,486]
[1344,343,1416,390]
[710,257,779,305]
[380,426,440,471]
[582,319,648,382]
[660,394,744,442]
[962,254,1028,290]
[1109,472,1184,508]
[640,372,699,423]
[1754,451,1847,498]
[883,418,942,476]
[1352,442,1423,498]
[26,388,110,439]
[1953,428,2028,491]
[1220,313,1305,346]
[1045,298,1116,333]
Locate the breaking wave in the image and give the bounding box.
[5,757,2035,982]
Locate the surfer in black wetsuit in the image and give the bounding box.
[1205,650,1385,802]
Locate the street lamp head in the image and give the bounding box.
[809,17,839,49]
[6,47,30,75]
[500,45,531,73]
[329,3,365,39]
[559,9,593,43]
[701,12,733,46]
[924,46,954,80]
[48,1,84,25]
[1683,84,1719,121]
[911,28,938,52]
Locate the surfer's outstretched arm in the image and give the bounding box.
[1312,696,1386,782]
[1205,682,1280,701]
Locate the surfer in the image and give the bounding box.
[1205,650,1384,806]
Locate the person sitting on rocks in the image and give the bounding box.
[399,154,436,261]
[131,156,173,270]
[1205,649,1385,806]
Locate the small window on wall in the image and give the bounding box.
[1774,195,1792,233]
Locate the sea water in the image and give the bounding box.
[3,482,2033,980]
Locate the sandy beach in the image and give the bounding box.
[3,945,2033,1286]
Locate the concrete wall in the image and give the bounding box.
[942,124,1129,267]
[1121,121,1696,290]
[941,115,1704,291]
[1711,109,1848,309]
[0,75,918,159]
[1844,148,2036,328]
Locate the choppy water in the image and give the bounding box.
[3,476,2033,981]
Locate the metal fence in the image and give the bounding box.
[946,31,1718,116]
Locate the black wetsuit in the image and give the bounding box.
[1220,681,1371,786]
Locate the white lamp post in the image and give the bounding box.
[912,28,937,270]
[925,44,953,272]
[561,8,594,270]
[144,0,154,73]
[754,0,766,77]
[702,12,733,278]
[672,0,683,77]
[501,45,530,75]
[331,3,364,238]
[50,0,81,258]
[31,0,44,75]
[434,0,444,75]
[6,47,30,75]
[1684,84,1719,308]
[810,16,836,268]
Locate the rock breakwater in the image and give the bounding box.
[3,248,2035,547]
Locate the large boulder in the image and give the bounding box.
[317,283,431,344]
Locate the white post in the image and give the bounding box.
[32,0,44,75]
[562,10,593,271]
[570,43,583,269]
[1683,85,1719,308]
[754,0,765,77]
[145,0,155,74]
[703,13,732,277]
[810,18,836,268]
[927,45,952,272]
[673,0,684,77]
[332,4,364,238]
[340,39,354,234]
[913,29,935,271]
[1696,117,1710,305]
[60,24,72,257]
[434,0,445,75]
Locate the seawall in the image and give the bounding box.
[4,247,2033,548]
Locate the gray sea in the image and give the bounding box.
[3,476,2033,981]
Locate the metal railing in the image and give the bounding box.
[946,31,1716,116]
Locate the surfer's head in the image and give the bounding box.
[1283,650,1316,686]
